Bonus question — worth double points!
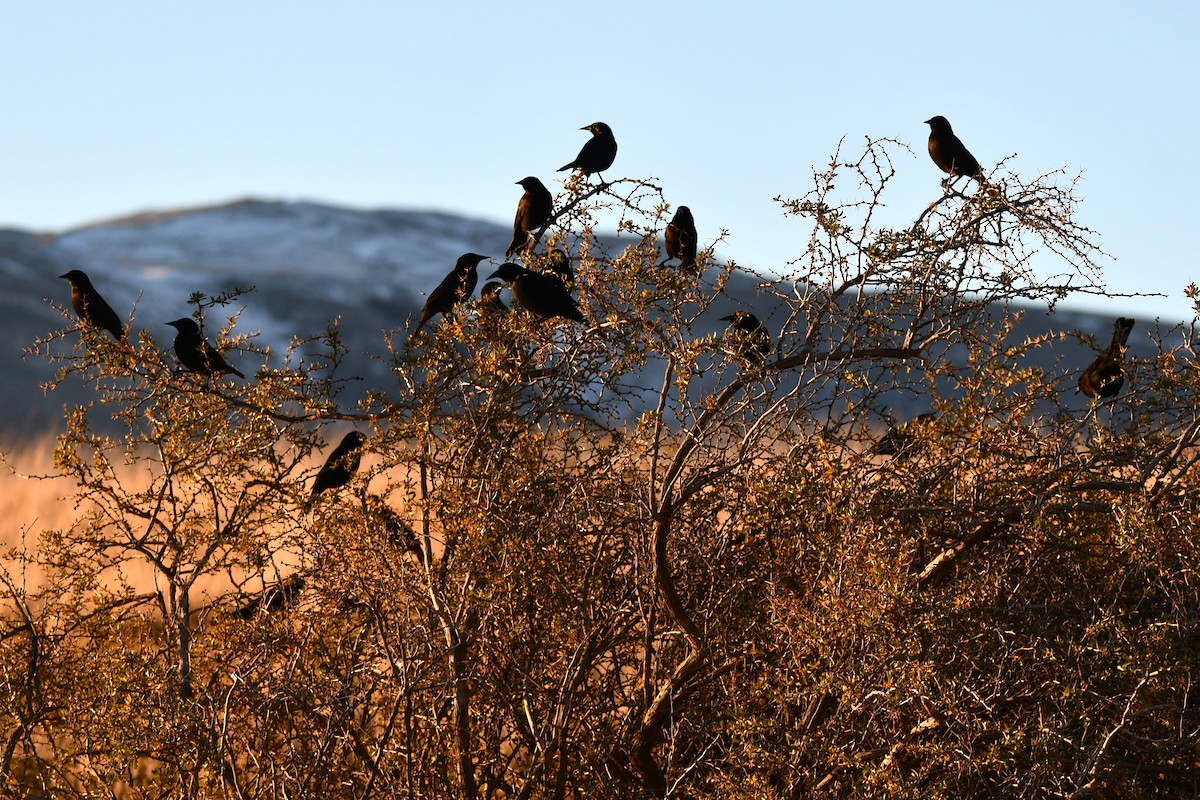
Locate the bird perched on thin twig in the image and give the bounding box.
[506,177,554,258]
[542,249,575,290]
[364,494,426,565]
[234,575,306,619]
[60,269,126,342]
[410,253,489,340]
[925,116,984,183]
[490,262,585,323]
[166,318,245,378]
[558,122,617,178]
[665,206,697,268]
[479,281,509,315]
[307,430,365,510]
[720,311,771,366]
[1079,317,1135,400]
[874,413,937,459]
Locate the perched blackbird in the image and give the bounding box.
[874,413,937,459]
[665,206,697,268]
[364,495,426,564]
[410,253,489,339]
[60,269,125,342]
[307,430,365,509]
[506,177,554,258]
[542,248,575,289]
[166,318,245,378]
[925,116,984,181]
[1079,317,1135,400]
[234,575,306,619]
[720,311,771,366]
[558,122,617,177]
[479,281,509,314]
[490,262,584,323]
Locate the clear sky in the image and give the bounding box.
[3,1,1196,321]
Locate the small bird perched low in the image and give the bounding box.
[542,249,575,289]
[410,253,490,340]
[479,281,509,315]
[665,206,697,268]
[307,430,365,509]
[166,318,245,378]
[924,116,984,183]
[490,261,585,323]
[558,122,617,178]
[720,311,771,366]
[1079,317,1135,400]
[60,269,126,342]
[506,177,554,258]
[874,413,937,459]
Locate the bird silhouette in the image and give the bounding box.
[665,206,697,268]
[166,318,245,378]
[234,575,306,619]
[410,253,489,340]
[490,262,584,323]
[1079,317,1135,400]
[479,281,509,315]
[364,494,426,564]
[60,269,125,342]
[720,311,771,366]
[925,116,984,182]
[307,430,365,509]
[558,122,617,178]
[542,249,575,289]
[874,413,937,459]
[506,177,554,258]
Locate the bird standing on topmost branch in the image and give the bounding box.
[925,115,987,186]
[558,122,617,181]
[61,269,126,342]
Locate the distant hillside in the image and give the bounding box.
[0,198,1165,439]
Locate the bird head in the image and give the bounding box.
[672,206,694,224]
[59,269,90,286]
[583,122,612,136]
[924,116,952,132]
[457,253,490,270]
[342,431,366,448]
[481,281,505,299]
[720,311,762,332]
[166,318,201,334]
[516,177,543,189]
[489,262,528,283]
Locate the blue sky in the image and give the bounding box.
[4,1,1196,320]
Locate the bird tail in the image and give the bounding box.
[229,366,246,379]
[1111,318,1135,348]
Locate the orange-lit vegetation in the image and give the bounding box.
[3,139,1199,799]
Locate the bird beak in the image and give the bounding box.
[923,118,933,124]
[579,125,590,131]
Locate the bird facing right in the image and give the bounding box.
[410,253,490,340]
[60,269,126,342]
[506,177,554,258]
[1079,317,1135,400]
[558,122,617,178]
[166,318,245,378]
[665,206,697,268]
[924,116,984,182]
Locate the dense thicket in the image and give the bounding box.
[3,137,1198,799]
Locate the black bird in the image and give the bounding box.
[307,430,365,509]
[665,206,697,268]
[542,248,575,289]
[720,311,771,366]
[410,253,489,340]
[234,575,306,619]
[479,281,509,314]
[490,262,585,323]
[1079,317,1135,400]
[166,318,245,378]
[925,116,984,182]
[60,269,125,342]
[557,122,617,178]
[365,495,426,565]
[506,177,554,258]
[874,413,937,459]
